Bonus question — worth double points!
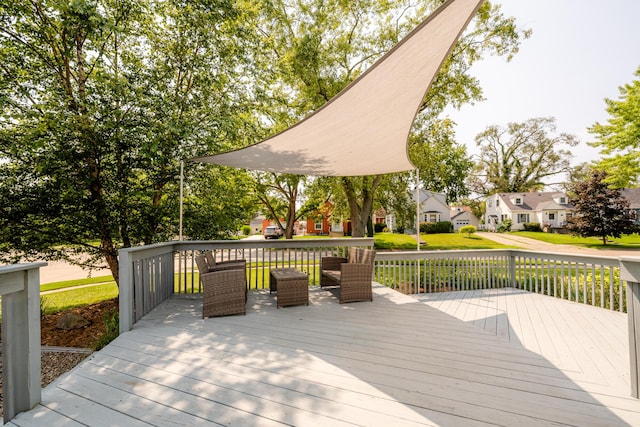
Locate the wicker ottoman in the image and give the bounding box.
[269,268,309,308]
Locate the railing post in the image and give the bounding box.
[621,257,640,398]
[509,252,517,288]
[119,248,134,334]
[0,262,46,423]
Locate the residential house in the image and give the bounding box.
[306,201,350,236]
[418,189,451,224]
[450,206,480,232]
[485,192,573,231]
[620,188,640,224]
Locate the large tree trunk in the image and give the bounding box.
[341,176,382,238]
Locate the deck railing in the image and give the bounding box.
[0,262,46,423]
[375,249,628,312]
[118,238,374,332]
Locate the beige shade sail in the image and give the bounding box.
[193,0,484,176]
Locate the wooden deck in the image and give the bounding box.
[10,286,640,426]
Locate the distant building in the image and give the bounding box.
[484,192,573,231]
[418,190,451,224]
[449,206,480,231]
[620,188,640,224]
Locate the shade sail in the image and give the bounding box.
[193,0,484,176]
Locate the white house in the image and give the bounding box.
[484,192,573,231]
[450,206,480,231]
[418,189,451,223]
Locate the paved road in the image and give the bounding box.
[477,231,640,259]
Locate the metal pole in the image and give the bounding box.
[416,168,420,251]
[179,160,184,241]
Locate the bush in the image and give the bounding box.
[419,221,453,234]
[93,310,119,351]
[374,223,386,233]
[497,219,512,233]
[459,225,477,238]
[523,222,542,232]
[241,225,251,236]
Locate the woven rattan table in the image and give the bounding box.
[269,268,309,308]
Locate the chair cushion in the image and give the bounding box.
[323,270,341,283]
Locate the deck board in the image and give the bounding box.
[9,286,640,426]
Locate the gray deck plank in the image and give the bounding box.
[10,285,640,426]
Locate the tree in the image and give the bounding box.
[589,66,640,188]
[469,117,579,195]
[252,174,323,239]
[0,1,261,284]
[183,167,255,240]
[567,170,638,245]
[257,0,530,236]
[410,118,474,203]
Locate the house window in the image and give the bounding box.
[515,198,522,205]
[517,213,529,223]
[560,197,567,204]
[423,213,440,223]
[496,199,500,206]
[314,221,322,230]
[501,214,508,222]
[548,213,556,220]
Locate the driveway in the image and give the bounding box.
[478,231,640,259]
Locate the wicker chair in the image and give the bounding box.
[320,247,375,303]
[204,250,247,272]
[195,255,247,318]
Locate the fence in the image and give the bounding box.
[374,249,627,312]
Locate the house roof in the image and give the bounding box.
[191,0,483,176]
[496,192,573,212]
[620,188,640,209]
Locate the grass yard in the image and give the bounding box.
[511,231,640,249]
[420,233,515,250]
[40,275,115,292]
[40,281,119,314]
[374,232,420,250]
[374,232,513,250]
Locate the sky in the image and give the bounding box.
[447,0,640,166]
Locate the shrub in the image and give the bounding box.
[419,221,453,234]
[523,222,542,232]
[459,225,477,238]
[497,219,512,233]
[241,225,251,236]
[93,309,119,351]
[374,223,386,233]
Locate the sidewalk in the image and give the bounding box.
[477,231,640,258]
[39,260,111,284]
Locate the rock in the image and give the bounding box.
[56,313,91,330]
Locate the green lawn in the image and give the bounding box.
[40,275,115,292]
[511,231,640,249]
[374,233,420,250]
[41,282,119,314]
[374,232,513,250]
[419,233,515,250]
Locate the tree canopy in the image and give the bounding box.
[469,117,579,196]
[255,0,530,235]
[589,66,640,188]
[567,170,638,245]
[0,0,261,283]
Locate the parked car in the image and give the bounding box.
[264,225,283,239]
